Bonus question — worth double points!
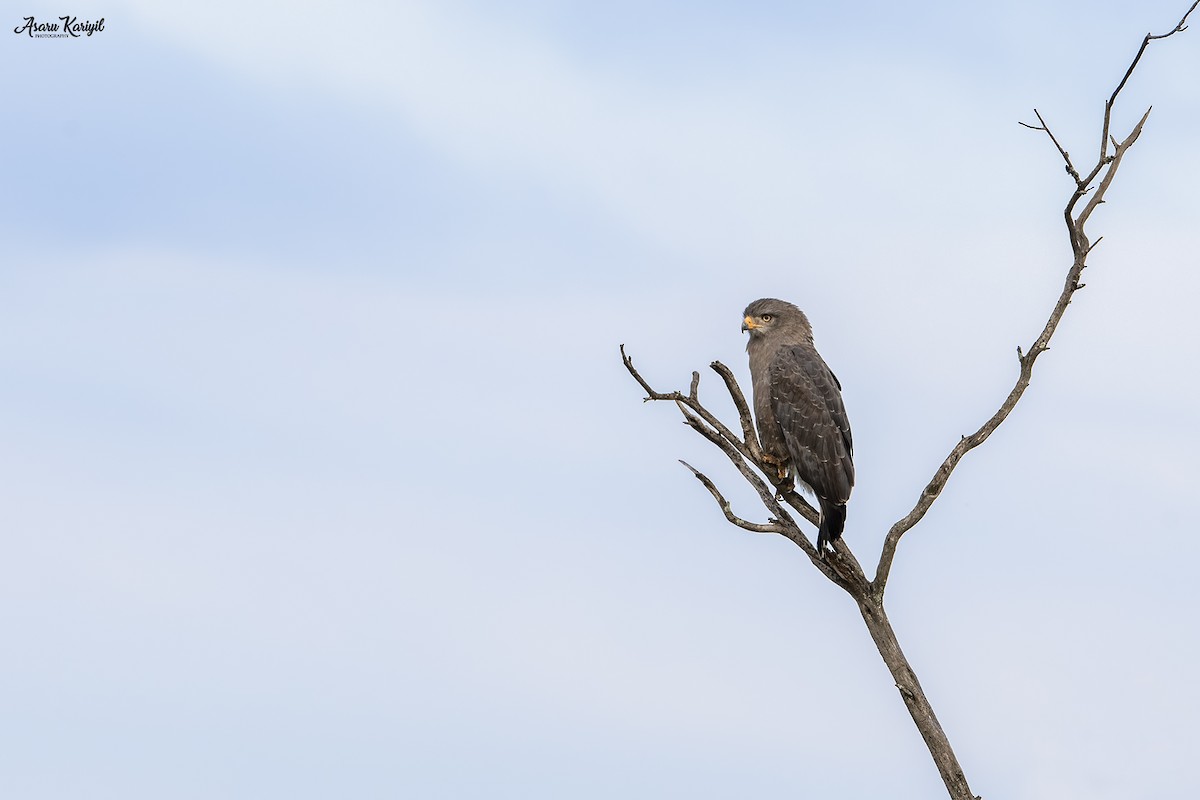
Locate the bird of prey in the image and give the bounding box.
[742,298,854,556]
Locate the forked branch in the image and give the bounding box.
[1102,1,1198,160]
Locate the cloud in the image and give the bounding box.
[112,0,1008,266]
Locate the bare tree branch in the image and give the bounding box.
[1078,107,1152,230]
[1102,0,1199,159]
[709,360,764,461]
[712,359,824,525]
[1019,108,1081,182]
[678,460,783,534]
[676,399,867,593]
[622,347,865,592]
[621,344,760,468]
[873,8,1188,597]
[778,485,820,526]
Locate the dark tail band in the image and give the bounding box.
[817,500,847,557]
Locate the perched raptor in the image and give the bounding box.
[742,298,854,556]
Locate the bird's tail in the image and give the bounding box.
[817,499,847,557]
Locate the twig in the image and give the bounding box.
[679,460,782,534]
[709,360,764,461]
[621,345,760,469]
[1102,0,1199,160]
[1019,109,1081,182]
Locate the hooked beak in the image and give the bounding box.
[741,316,757,333]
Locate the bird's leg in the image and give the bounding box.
[761,453,793,498]
[761,451,788,478]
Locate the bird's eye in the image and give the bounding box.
[760,314,773,322]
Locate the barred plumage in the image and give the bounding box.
[743,298,854,556]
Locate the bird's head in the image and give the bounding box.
[742,298,813,342]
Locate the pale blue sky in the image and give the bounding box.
[2,2,1198,798]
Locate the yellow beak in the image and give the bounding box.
[742,316,758,331]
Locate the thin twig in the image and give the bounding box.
[679,460,783,534]
[1102,0,1199,159]
[709,361,764,461]
[668,402,793,531]
[1020,109,1081,182]
[621,345,761,469]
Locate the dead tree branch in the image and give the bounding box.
[874,6,1192,597]
[1102,1,1198,160]
[623,346,863,591]
[679,460,783,534]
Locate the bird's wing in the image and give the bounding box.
[768,345,854,502]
